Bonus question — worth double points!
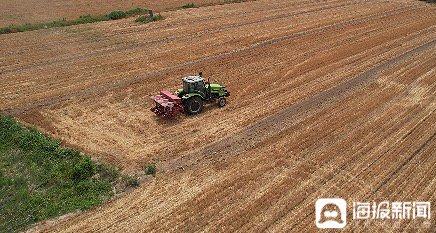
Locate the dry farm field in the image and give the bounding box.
[0,0,435,232]
[0,0,229,27]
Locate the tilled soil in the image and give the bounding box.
[0,0,435,232]
[0,0,231,27]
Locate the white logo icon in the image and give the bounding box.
[315,198,347,229]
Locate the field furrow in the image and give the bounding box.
[0,0,434,232]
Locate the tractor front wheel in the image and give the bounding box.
[218,97,226,107]
[185,96,204,115]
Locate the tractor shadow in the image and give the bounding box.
[202,102,222,113]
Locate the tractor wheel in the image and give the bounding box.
[218,97,226,107]
[185,96,204,115]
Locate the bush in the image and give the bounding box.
[135,15,148,23]
[135,14,164,24]
[182,3,197,8]
[0,27,12,34]
[72,157,95,181]
[126,7,149,16]
[106,11,127,20]
[74,180,111,198]
[75,15,105,24]
[126,176,140,187]
[95,164,120,182]
[224,0,246,3]
[145,164,156,176]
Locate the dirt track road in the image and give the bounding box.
[1,0,435,231]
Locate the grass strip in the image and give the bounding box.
[0,115,138,232]
[0,7,149,35]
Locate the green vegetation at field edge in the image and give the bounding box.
[135,14,164,24]
[0,7,149,35]
[0,115,138,232]
[181,3,198,9]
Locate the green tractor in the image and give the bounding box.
[151,73,230,117]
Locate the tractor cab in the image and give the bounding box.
[182,75,206,96]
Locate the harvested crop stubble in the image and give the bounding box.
[0,0,435,232]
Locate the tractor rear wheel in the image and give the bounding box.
[218,97,226,107]
[185,96,204,115]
